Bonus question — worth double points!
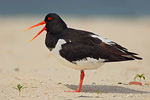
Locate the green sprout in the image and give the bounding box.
[13,84,27,96]
[134,74,145,82]
[95,90,101,94]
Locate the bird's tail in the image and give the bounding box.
[122,54,142,60]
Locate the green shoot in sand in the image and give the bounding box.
[134,74,145,82]
[13,84,27,96]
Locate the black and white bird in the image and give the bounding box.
[25,13,142,92]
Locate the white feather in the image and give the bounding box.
[90,34,114,45]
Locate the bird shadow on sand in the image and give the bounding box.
[65,84,150,94]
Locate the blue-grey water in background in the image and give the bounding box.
[0,0,150,17]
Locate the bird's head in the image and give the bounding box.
[24,13,67,42]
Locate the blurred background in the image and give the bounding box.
[0,0,150,16]
[0,0,150,85]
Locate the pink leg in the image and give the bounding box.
[66,70,85,92]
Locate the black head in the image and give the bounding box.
[44,13,67,33]
[44,13,61,22]
[24,13,67,42]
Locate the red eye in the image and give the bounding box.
[48,17,52,20]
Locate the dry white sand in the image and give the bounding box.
[0,15,150,100]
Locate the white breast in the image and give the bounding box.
[50,39,104,70]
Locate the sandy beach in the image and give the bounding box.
[0,15,150,100]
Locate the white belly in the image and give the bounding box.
[51,39,104,70]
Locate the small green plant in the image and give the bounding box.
[95,90,101,94]
[13,84,27,96]
[134,74,145,82]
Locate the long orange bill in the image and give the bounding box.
[24,21,46,42]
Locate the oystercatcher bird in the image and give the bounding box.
[24,13,142,92]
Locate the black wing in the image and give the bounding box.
[59,33,142,63]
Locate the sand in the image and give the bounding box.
[0,15,150,100]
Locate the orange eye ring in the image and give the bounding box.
[48,17,52,20]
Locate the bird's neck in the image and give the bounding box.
[45,33,59,51]
[45,20,67,50]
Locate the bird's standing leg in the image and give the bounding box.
[76,70,85,92]
[66,70,85,92]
